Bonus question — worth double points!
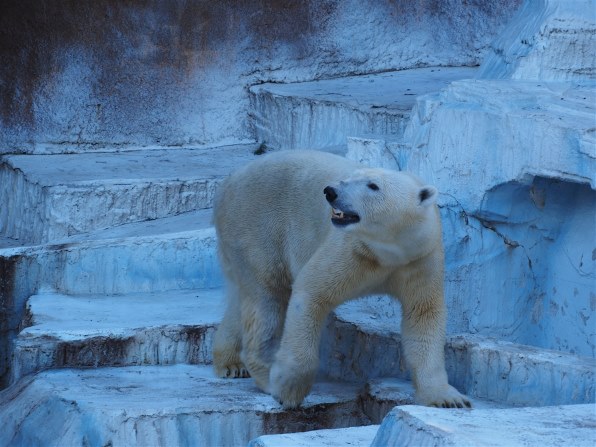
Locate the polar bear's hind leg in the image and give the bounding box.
[239,285,289,392]
[213,285,250,379]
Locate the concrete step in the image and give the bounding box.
[249,66,477,152]
[249,393,512,447]
[249,383,509,446]
[0,365,368,447]
[15,283,594,410]
[249,425,380,447]
[16,285,593,406]
[1,208,220,297]
[0,208,220,385]
[11,288,224,385]
[1,363,512,447]
[0,143,258,245]
[371,403,596,447]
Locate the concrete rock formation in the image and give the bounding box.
[0,0,594,445]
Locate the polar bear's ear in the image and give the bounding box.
[419,186,438,207]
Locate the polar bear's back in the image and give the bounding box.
[214,150,359,289]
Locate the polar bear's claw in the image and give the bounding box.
[418,384,472,409]
[269,360,316,409]
[227,366,250,378]
[215,363,250,379]
[432,398,471,409]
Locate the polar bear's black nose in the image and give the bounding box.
[324,186,337,203]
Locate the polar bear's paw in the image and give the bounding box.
[416,384,472,409]
[269,361,316,409]
[214,362,250,379]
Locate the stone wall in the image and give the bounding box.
[0,0,520,154]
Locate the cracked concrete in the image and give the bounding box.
[372,404,596,447]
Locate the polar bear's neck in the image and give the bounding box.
[356,230,437,269]
[358,238,417,267]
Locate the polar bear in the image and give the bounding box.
[212,150,470,409]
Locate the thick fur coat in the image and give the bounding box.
[212,150,470,409]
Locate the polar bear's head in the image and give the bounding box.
[323,168,440,265]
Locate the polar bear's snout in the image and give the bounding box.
[324,185,360,226]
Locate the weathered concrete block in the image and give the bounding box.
[0,145,257,244]
[11,289,225,384]
[372,404,596,447]
[249,67,477,151]
[322,302,595,407]
[478,0,596,80]
[0,365,370,447]
[249,425,379,447]
[0,1,519,153]
[395,79,595,356]
[0,209,220,386]
[345,135,406,169]
[446,335,596,407]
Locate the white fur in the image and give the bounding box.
[212,150,470,409]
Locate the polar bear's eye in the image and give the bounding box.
[367,183,379,191]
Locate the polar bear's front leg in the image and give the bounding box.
[269,240,370,408]
[395,259,471,408]
[400,303,471,408]
[268,290,330,408]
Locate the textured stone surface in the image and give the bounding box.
[0,144,257,244]
[445,335,596,407]
[19,279,590,414]
[403,80,595,203]
[249,425,380,447]
[401,79,595,356]
[349,77,595,357]
[0,1,593,444]
[0,209,221,295]
[478,0,596,80]
[322,304,595,407]
[346,135,406,169]
[372,404,596,447]
[11,289,224,384]
[0,209,220,385]
[0,1,520,153]
[1,366,519,447]
[249,381,514,447]
[0,365,370,447]
[250,67,477,151]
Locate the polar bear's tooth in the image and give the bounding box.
[332,208,342,218]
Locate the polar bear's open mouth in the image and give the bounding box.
[331,208,360,226]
